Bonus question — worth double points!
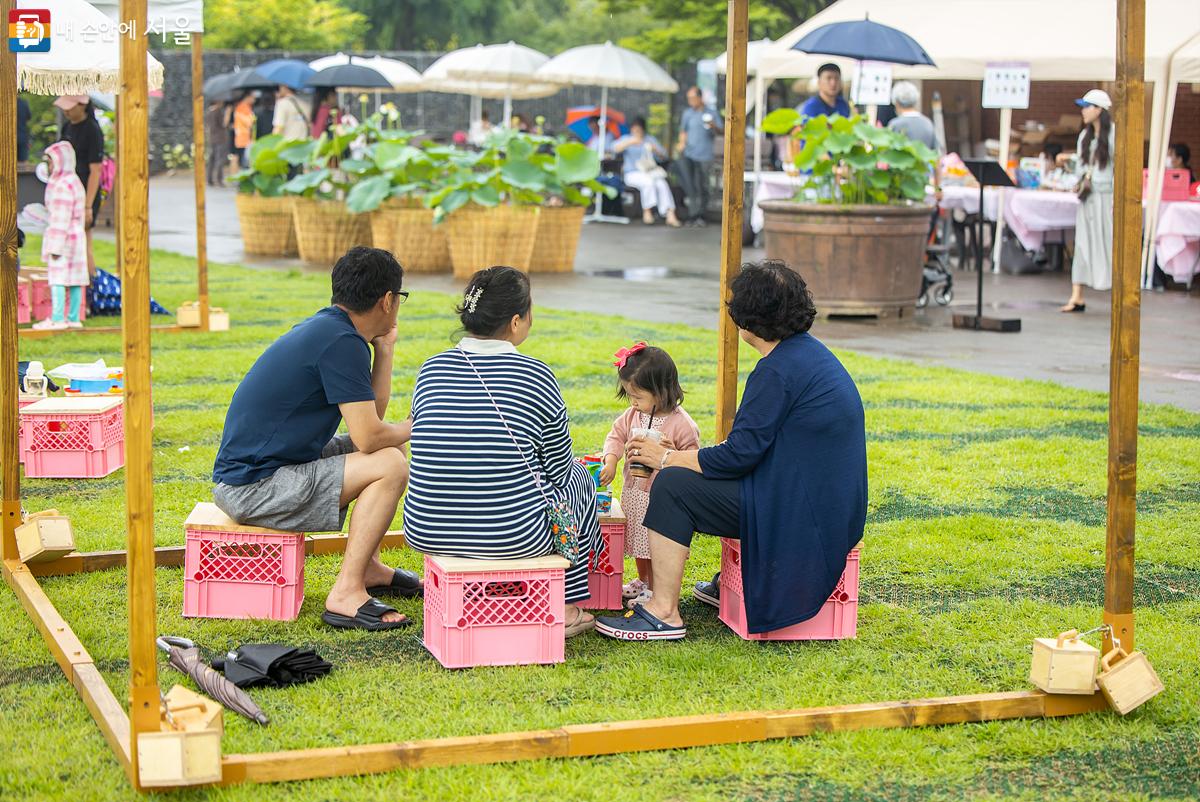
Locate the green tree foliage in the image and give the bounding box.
[604,0,836,65]
[344,0,651,54]
[205,0,368,51]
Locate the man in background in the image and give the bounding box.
[675,86,722,226]
[799,63,851,120]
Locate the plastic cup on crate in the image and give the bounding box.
[628,428,661,479]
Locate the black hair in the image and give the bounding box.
[817,63,841,77]
[457,266,531,337]
[632,116,648,130]
[330,246,404,313]
[616,346,684,411]
[1079,109,1112,171]
[1169,142,1191,167]
[726,260,817,340]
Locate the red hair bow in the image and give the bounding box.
[613,342,648,368]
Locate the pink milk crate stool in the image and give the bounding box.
[582,497,626,610]
[16,276,31,324]
[423,553,570,669]
[16,394,41,463]
[19,395,124,478]
[719,538,860,641]
[183,502,306,621]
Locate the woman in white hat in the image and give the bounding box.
[1061,88,1114,313]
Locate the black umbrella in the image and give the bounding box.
[306,63,392,90]
[201,71,239,100]
[228,68,279,92]
[791,17,936,67]
[156,636,269,726]
[212,643,332,689]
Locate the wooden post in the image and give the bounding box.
[119,0,160,776]
[0,0,20,563]
[192,34,210,331]
[715,0,748,441]
[1104,0,1145,654]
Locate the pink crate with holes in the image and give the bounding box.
[27,274,51,321]
[19,396,124,478]
[584,498,626,609]
[17,277,31,324]
[183,502,305,621]
[16,394,40,464]
[719,539,860,641]
[423,553,568,669]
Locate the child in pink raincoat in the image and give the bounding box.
[33,141,89,330]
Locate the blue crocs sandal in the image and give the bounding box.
[595,603,687,641]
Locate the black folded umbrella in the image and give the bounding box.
[212,644,332,689]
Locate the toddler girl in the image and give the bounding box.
[33,141,88,331]
[601,342,700,608]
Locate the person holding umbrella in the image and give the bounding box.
[798,63,852,120]
[272,84,311,140]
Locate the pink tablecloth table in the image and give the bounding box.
[940,186,1077,251]
[750,171,807,233]
[1155,200,1200,283]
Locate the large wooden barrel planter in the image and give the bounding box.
[291,197,372,267]
[236,194,298,257]
[369,199,450,273]
[443,204,540,280]
[528,205,585,273]
[761,201,931,317]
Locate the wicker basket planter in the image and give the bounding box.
[235,194,298,257]
[369,199,450,273]
[528,205,585,273]
[443,204,540,279]
[291,197,373,266]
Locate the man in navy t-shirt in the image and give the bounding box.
[213,247,417,632]
[798,63,853,120]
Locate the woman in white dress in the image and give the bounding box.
[613,118,682,227]
[1061,89,1115,313]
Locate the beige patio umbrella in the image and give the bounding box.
[17,0,165,92]
[535,41,679,223]
[444,41,553,124]
[423,45,561,131]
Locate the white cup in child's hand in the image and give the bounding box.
[629,428,662,478]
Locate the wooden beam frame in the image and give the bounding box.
[715,0,749,441]
[0,0,1149,793]
[26,531,408,577]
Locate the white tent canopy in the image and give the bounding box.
[714,38,776,76]
[17,0,165,94]
[757,0,1200,82]
[90,0,203,32]
[757,0,1200,281]
[445,42,552,123]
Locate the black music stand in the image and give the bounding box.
[952,159,1021,333]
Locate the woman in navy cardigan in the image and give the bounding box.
[596,260,867,640]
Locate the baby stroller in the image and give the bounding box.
[917,210,954,308]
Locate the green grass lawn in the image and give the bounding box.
[3,237,1199,802]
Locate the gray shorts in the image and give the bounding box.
[212,434,356,533]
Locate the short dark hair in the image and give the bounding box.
[330,246,404,313]
[727,260,817,340]
[457,266,532,337]
[632,116,648,130]
[616,346,684,411]
[687,85,701,96]
[1170,142,1191,166]
[817,63,841,78]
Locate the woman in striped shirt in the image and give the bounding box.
[403,267,601,637]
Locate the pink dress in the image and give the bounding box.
[603,406,701,558]
[41,141,89,287]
